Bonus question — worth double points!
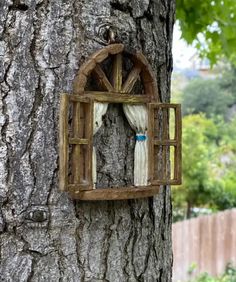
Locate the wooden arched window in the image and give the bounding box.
[59,44,181,200]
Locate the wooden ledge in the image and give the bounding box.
[68,185,160,201]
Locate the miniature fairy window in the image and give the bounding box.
[59,44,182,200]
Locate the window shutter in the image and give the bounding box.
[148,103,182,185]
[59,94,94,193]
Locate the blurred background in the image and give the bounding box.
[172,1,236,281]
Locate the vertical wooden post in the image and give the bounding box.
[59,94,69,191]
[148,103,154,184]
[86,100,94,185]
[112,53,123,92]
[174,105,182,183]
[71,101,80,184]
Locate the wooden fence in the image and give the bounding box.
[172,209,236,282]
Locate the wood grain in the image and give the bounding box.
[59,94,69,191]
[92,64,114,92]
[71,101,81,184]
[69,185,160,201]
[148,103,154,184]
[174,105,182,184]
[121,65,142,93]
[84,91,150,103]
[112,53,123,92]
[69,138,89,145]
[149,103,182,185]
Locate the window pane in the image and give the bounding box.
[169,108,175,140]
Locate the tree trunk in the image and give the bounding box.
[0,0,175,281]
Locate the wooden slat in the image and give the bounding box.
[107,43,124,55]
[91,48,109,63]
[162,108,168,181]
[71,101,80,184]
[153,140,177,146]
[86,99,94,187]
[69,91,150,103]
[174,105,182,183]
[151,179,181,185]
[149,103,180,108]
[84,91,150,103]
[112,53,122,92]
[69,185,160,201]
[148,104,154,183]
[69,95,90,103]
[73,73,87,94]
[79,58,96,76]
[121,65,141,93]
[69,138,89,145]
[68,183,91,192]
[59,94,69,191]
[92,64,114,92]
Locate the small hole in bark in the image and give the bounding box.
[25,210,47,222]
[9,3,29,11]
[159,15,166,22]
[102,28,110,42]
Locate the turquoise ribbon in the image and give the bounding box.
[136,135,147,141]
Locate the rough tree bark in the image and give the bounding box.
[0,0,175,281]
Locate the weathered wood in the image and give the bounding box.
[68,183,91,192]
[73,72,88,94]
[73,44,124,95]
[68,91,151,103]
[71,101,81,184]
[84,91,150,103]
[112,53,123,92]
[61,53,181,198]
[121,65,142,93]
[173,209,236,282]
[91,48,109,63]
[148,103,154,183]
[69,95,90,103]
[70,185,160,200]
[149,103,182,185]
[59,94,69,191]
[107,43,124,55]
[144,81,159,102]
[69,138,89,145]
[92,64,114,92]
[151,179,181,185]
[153,140,177,146]
[162,108,168,180]
[85,99,94,189]
[175,105,182,183]
[135,52,150,68]
[79,58,97,76]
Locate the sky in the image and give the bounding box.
[172,23,195,69]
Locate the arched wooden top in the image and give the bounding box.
[73,44,159,102]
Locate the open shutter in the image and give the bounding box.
[148,103,182,185]
[59,93,94,193]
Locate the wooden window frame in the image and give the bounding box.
[59,93,181,200]
[59,43,182,201]
[148,103,182,186]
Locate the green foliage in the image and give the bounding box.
[172,114,220,218]
[171,55,236,220]
[189,263,236,282]
[182,79,233,118]
[172,112,236,220]
[176,0,236,64]
[213,117,236,209]
[218,67,236,103]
